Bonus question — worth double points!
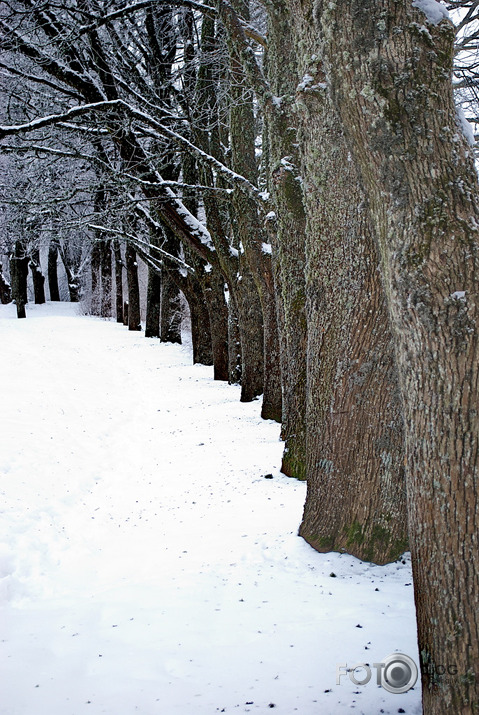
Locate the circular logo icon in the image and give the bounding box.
[381,653,418,694]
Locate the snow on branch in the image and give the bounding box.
[132,195,216,265]
[88,223,195,274]
[0,100,121,140]
[78,0,216,35]
[0,98,265,206]
[412,0,451,24]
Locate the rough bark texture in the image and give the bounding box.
[317,2,479,711]
[287,0,407,564]
[125,243,141,331]
[265,0,308,472]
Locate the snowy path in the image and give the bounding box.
[0,303,421,714]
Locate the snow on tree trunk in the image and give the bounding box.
[0,265,11,304]
[316,1,479,710]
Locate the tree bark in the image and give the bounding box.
[265,0,308,470]
[10,240,29,318]
[90,240,101,315]
[187,279,214,365]
[29,249,46,305]
[160,271,182,344]
[58,242,81,303]
[0,265,11,304]
[228,0,282,421]
[286,0,407,564]
[316,2,479,711]
[202,268,229,380]
[100,239,112,318]
[48,238,60,302]
[194,10,267,406]
[113,240,124,323]
[125,243,141,331]
[227,293,242,384]
[145,265,161,338]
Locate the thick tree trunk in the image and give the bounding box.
[10,241,29,318]
[317,2,479,711]
[188,282,214,365]
[100,239,112,318]
[47,238,60,302]
[145,266,161,338]
[113,240,123,323]
[266,2,308,470]
[286,0,407,564]
[125,243,141,331]
[29,249,46,305]
[160,271,182,344]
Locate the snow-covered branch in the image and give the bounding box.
[78,0,216,36]
[88,224,195,274]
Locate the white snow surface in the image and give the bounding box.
[412,0,450,24]
[0,303,421,715]
[456,105,476,147]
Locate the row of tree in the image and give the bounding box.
[1,1,478,711]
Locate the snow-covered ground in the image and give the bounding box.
[0,302,421,714]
